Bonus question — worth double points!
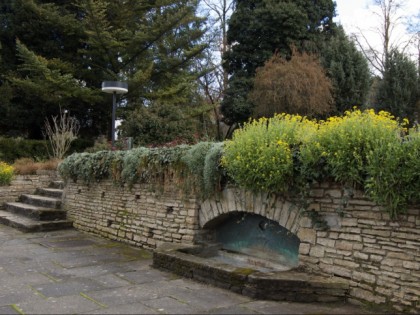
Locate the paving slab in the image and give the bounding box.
[0,224,387,314]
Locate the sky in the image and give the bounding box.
[334,0,420,60]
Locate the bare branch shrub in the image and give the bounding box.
[249,48,334,118]
[44,110,80,159]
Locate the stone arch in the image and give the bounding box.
[199,187,303,235]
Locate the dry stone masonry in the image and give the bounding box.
[0,171,60,207]
[62,176,419,313]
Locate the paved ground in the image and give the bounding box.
[0,225,383,314]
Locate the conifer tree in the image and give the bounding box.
[320,26,371,114]
[0,0,207,142]
[375,49,419,121]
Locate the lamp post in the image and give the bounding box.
[101,81,128,149]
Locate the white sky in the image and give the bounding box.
[334,0,420,60]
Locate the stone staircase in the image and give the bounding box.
[0,181,73,232]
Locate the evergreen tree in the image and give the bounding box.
[0,0,207,142]
[320,26,371,114]
[221,0,336,125]
[375,49,419,121]
[0,0,98,138]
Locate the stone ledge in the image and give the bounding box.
[152,243,350,303]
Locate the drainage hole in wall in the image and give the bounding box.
[107,220,113,227]
[101,191,105,198]
[166,206,174,214]
[148,228,155,238]
[77,189,82,194]
[135,194,141,200]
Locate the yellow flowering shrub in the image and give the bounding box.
[366,126,420,217]
[222,114,317,193]
[222,109,417,218]
[315,109,403,186]
[0,161,14,185]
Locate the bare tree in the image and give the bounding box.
[249,49,334,118]
[202,0,233,90]
[44,109,80,159]
[198,0,234,139]
[406,12,420,75]
[352,0,406,75]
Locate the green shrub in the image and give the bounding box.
[59,143,225,198]
[0,161,14,185]
[182,142,224,198]
[0,137,50,163]
[315,109,402,187]
[366,127,420,217]
[221,114,317,193]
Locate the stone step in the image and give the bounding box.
[49,181,64,189]
[19,194,61,209]
[5,202,67,221]
[35,187,63,199]
[0,210,73,233]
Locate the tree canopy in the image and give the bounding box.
[375,49,419,122]
[0,0,207,141]
[320,26,371,114]
[220,0,337,125]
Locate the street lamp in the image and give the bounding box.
[101,81,128,149]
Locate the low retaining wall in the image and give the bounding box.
[63,177,200,249]
[62,178,419,313]
[0,171,59,207]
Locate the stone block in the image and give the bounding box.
[325,189,342,198]
[320,263,351,278]
[297,228,316,244]
[382,258,403,268]
[317,237,335,248]
[403,261,420,270]
[352,271,376,284]
[335,240,354,251]
[362,229,391,237]
[338,233,362,242]
[309,246,325,258]
[299,243,310,255]
[340,218,358,227]
[333,259,359,269]
[353,251,369,260]
[299,216,312,228]
[350,288,386,304]
[309,189,324,197]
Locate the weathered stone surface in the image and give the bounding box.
[297,228,317,244]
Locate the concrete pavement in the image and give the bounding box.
[0,224,383,314]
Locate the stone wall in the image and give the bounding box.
[62,178,419,313]
[63,176,200,250]
[0,171,59,207]
[298,182,420,313]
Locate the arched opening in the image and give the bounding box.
[203,211,300,270]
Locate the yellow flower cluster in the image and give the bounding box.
[0,161,14,185]
[222,108,410,193]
